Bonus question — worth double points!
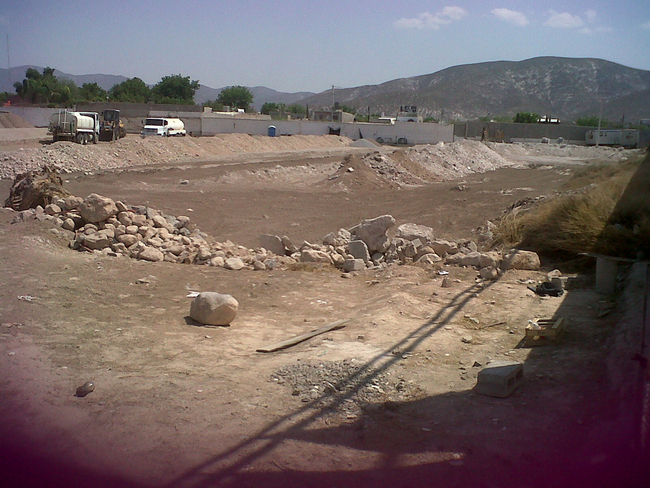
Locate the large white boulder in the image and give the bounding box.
[354,215,396,253]
[190,292,238,326]
[501,250,541,271]
[79,194,118,223]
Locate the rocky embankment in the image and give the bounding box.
[8,192,542,280]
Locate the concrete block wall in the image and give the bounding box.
[455,120,650,147]
[200,117,455,144]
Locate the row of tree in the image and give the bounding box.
[10,67,256,111]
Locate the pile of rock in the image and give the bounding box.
[9,193,541,277]
[258,215,540,278]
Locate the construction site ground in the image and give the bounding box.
[0,132,647,488]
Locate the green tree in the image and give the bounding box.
[79,82,108,102]
[52,78,78,106]
[108,77,151,103]
[513,112,540,123]
[217,85,254,111]
[261,102,279,115]
[151,74,199,104]
[339,104,356,114]
[13,67,75,105]
[286,103,306,116]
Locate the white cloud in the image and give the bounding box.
[545,11,584,28]
[580,26,613,35]
[642,20,650,30]
[394,6,467,30]
[585,9,597,23]
[491,8,529,26]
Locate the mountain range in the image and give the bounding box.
[2,57,649,122]
[298,57,650,122]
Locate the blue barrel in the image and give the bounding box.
[268,125,276,137]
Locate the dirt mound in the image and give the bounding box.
[318,140,518,192]
[0,134,354,180]
[0,112,34,128]
[319,154,400,191]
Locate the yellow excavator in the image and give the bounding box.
[99,109,126,142]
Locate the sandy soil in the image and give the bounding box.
[0,134,648,488]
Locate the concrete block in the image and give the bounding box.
[475,360,523,398]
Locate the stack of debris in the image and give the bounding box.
[5,178,542,276]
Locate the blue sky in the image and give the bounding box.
[1,0,649,93]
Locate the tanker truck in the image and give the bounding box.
[49,110,99,144]
[140,117,186,137]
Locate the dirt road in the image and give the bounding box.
[1,135,647,488]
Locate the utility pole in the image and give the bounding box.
[596,99,603,146]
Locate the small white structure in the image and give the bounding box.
[586,129,638,148]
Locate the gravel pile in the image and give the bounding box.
[0,112,34,129]
[486,141,643,162]
[271,359,421,418]
[403,140,515,181]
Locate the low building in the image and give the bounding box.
[586,129,639,148]
[396,105,422,123]
[311,110,355,123]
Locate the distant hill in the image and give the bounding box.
[1,66,314,112]
[299,57,650,123]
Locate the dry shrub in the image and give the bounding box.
[494,163,648,258]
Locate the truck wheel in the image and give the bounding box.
[398,137,408,145]
[76,133,85,144]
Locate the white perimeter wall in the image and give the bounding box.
[201,117,454,145]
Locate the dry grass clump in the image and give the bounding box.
[494,152,650,259]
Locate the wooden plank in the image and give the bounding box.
[256,319,349,353]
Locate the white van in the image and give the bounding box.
[141,117,186,137]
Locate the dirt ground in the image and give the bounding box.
[1,134,648,488]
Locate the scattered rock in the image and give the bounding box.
[395,223,434,244]
[225,257,246,270]
[260,234,285,256]
[75,381,95,398]
[502,250,541,271]
[353,214,395,253]
[343,258,365,272]
[79,194,118,223]
[479,266,499,280]
[348,240,371,262]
